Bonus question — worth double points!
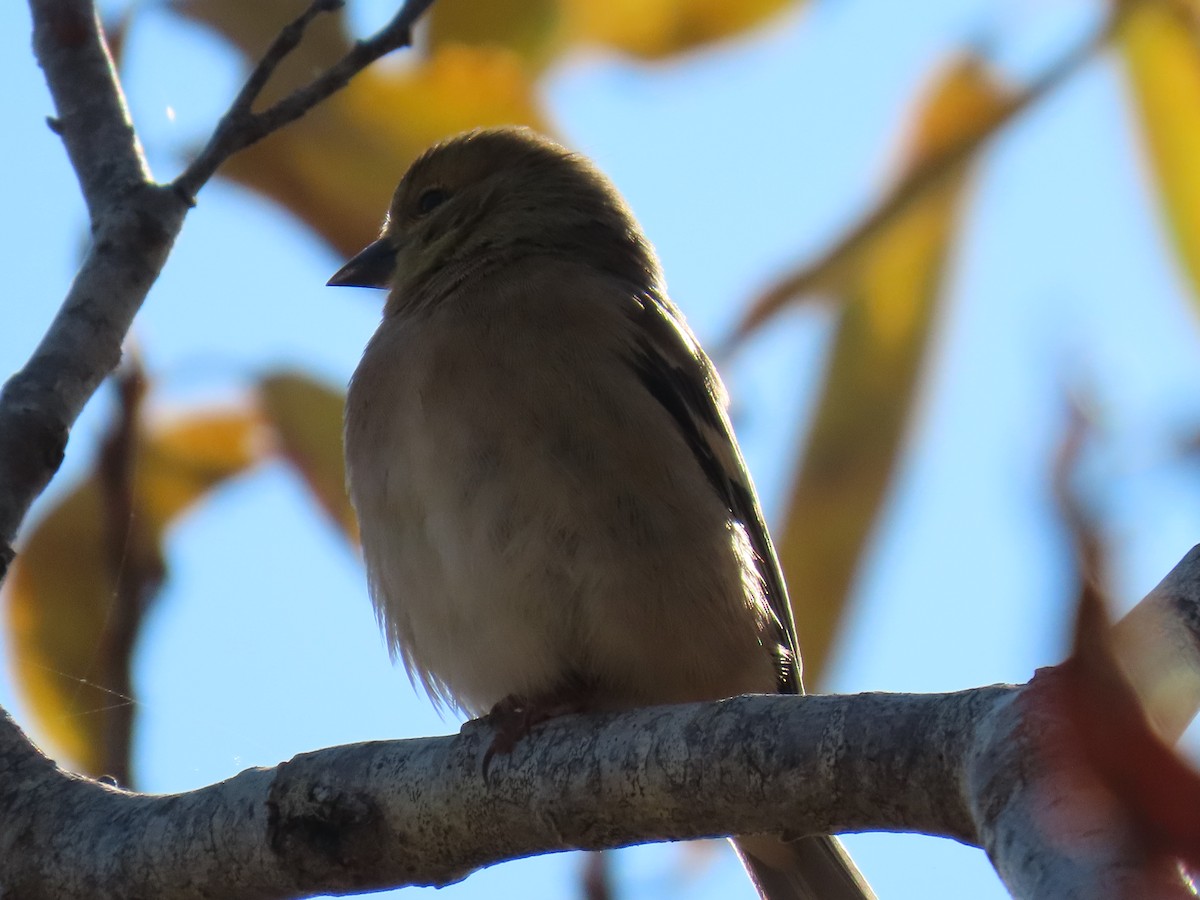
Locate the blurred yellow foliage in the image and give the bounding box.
[429,0,798,63]
[4,364,361,777]
[428,0,562,69]
[562,0,797,59]
[258,371,358,545]
[1120,0,1200,309]
[4,409,263,775]
[770,60,1011,680]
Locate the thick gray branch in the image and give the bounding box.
[0,1,185,577]
[0,687,998,900]
[30,0,149,218]
[5,548,1200,900]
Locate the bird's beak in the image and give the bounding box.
[327,238,398,289]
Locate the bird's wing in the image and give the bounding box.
[625,290,803,694]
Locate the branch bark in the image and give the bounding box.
[2,547,1199,900]
[0,0,183,577]
[0,687,990,900]
[0,0,433,582]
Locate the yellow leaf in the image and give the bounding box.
[776,60,1011,682]
[137,411,268,529]
[427,0,801,64]
[3,409,263,775]
[733,56,1018,339]
[562,0,799,59]
[1119,0,1200,309]
[428,0,562,69]
[258,371,358,544]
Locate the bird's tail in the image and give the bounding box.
[733,834,876,900]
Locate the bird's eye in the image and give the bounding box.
[416,187,451,216]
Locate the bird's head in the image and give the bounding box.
[328,127,660,312]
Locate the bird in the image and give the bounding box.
[332,126,875,900]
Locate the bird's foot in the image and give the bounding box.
[478,694,587,778]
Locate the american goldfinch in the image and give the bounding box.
[333,127,874,900]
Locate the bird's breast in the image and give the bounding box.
[345,273,776,715]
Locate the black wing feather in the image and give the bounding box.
[627,292,802,695]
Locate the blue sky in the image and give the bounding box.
[4,0,1200,898]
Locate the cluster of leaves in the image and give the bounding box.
[7,0,1200,800]
[4,367,351,781]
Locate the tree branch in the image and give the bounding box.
[0,0,184,579]
[0,0,435,581]
[30,0,149,219]
[0,685,997,900]
[2,546,1198,900]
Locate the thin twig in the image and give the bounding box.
[174,0,436,200]
[227,0,346,120]
[729,5,1131,344]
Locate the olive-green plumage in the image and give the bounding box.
[336,127,873,900]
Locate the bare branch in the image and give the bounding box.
[0,2,184,578]
[0,686,995,900]
[174,0,436,199]
[0,0,434,580]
